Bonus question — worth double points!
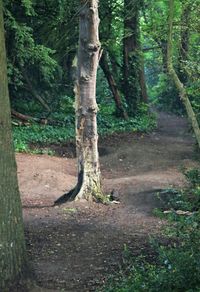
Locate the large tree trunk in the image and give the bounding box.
[100,51,128,119]
[54,0,106,204]
[167,0,200,149]
[123,0,147,115]
[123,0,140,116]
[0,1,27,290]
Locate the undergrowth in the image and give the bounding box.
[13,102,156,153]
[100,168,200,292]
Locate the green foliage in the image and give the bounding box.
[142,0,200,116]
[13,123,75,148]
[184,168,200,188]
[101,169,200,292]
[98,102,156,135]
[13,102,156,153]
[150,74,182,113]
[4,0,62,111]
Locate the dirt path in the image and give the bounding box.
[16,112,198,291]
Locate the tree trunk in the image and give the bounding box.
[123,0,140,116]
[0,1,27,290]
[100,51,128,119]
[178,4,191,84]
[54,0,106,204]
[167,0,200,149]
[139,57,148,103]
[160,40,168,74]
[123,0,147,115]
[74,0,105,201]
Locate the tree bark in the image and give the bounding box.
[167,0,200,149]
[178,4,191,84]
[123,0,140,115]
[123,0,148,114]
[100,51,128,119]
[139,57,148,103]
[54,0,106,204]
[160,40,168,74]
[0,1,27,290]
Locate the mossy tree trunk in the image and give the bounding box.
[178,3,191,84]
[167,0,200,149]
[123,0,140,116]
[0,0,27,290]
[123,0,148,115]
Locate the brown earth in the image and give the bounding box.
[16,112,199,291]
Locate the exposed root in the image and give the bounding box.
[54,186,117,206]
[53,188,77,205]
[54,169,114,206]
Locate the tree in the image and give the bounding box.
[0,0,27,289]
[55,0,106,204]
[177,1,191,84]
[167,0,200,149]
[123,0,148,116]
[4,0,61,115]
[100,51,128,119]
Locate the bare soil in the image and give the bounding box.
[16,112,199,291]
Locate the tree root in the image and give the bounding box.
[54,170,84,205]
[54,170,119,206]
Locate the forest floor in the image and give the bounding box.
[16,112,199,292]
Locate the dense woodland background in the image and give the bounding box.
[3,0,199,152]
[1,0,200,291]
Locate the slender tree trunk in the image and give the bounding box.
[178,4,191,84]
[160,40,168,74]
[167,0,200,149]
[54,0,106,204]
[100,51,128,119]
[139,57,148,103]
[65,51,76,96]
[0,1,27,290]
